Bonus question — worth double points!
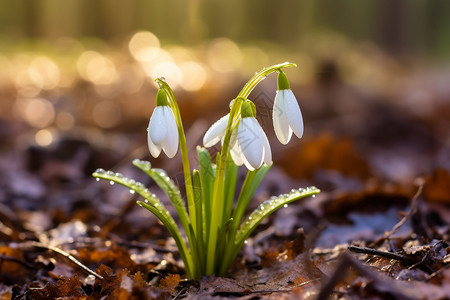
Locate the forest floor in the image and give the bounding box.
[0,53,449,299]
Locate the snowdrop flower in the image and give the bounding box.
[235,101,272,170]
[147,89,179,158]
[203,101,271,170]
[273,71,304,145]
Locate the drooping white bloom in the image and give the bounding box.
[236,116,271,171]
[147,90,179,158]
[202,101,272,170]
[273,72,304,145]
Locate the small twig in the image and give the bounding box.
[211,279,318,297]
[426,262,450,280]
[408,240,446,273]
[315,253,418,300]
[369,184,423,248]
[348,245,416,264]
[30,241,104,280]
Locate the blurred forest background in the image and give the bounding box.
[0,0,449,190]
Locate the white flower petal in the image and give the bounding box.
[283,89,304,139]
[148,106,167,144]
[229,130,243,166]
[273,90,293,144]
[203,114,229,147]
[161,106,179,158]
[147,133,162,158]
[256,124,272,166]
[238,118,264,170]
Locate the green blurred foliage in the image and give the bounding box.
[0,0,450,59]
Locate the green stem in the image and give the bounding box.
[206,62,297,275]
[155,79,196,226]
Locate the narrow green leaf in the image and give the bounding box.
[219,186,320,276]
[197,147,215,238]
[231,164,271,232]
[215,217,233,272]
[132,159,184,209]
[137,201,195,279]
[192,169,205,270]
[223,156,238,223]
[132,159,191,235]
[235,186,320,246]
[92,168,195,278]
[92,169,169,219]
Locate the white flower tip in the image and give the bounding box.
[203,114,229,148]
[147,134,162,158]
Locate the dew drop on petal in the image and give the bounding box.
[244,240,248,244]
[96,178,100,182]
[312,195,316,198]
[283,204,288,208]
[129,189,135,194]
[109,181,115,185]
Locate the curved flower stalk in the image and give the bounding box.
[93,62,320,279]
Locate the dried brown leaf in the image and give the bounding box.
[93,264,120,299]
[424,169,450,204]
[159,273,181,293]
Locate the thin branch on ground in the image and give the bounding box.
[348,245,416,264]
[369,184,423,248]
[29,241,104,280]
[314,253,418,300]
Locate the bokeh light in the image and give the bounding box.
[35,129,55,147]
[129,31,161,62]
[15,97,55,128]
[206,38,242,73]
[77,51,118,85]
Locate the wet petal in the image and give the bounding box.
[238,118,264,170]
[147,133,162,158]
[273,90,293,144]
[203,114,229,147]
[161,106,179,158]
[256,124,272,165]
[284,89,304,139]
[148,106,167,144]
[229,129,243,166]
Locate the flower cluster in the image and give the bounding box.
[147,71,304,171]
[94,63,320,279]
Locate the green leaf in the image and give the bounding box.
[235,186,320,246]
[92,168,169,219]
[231,164,271,232]
[137,201,195,279]
[223,156,238,223]
[192,169,205,268]
[132,159,184,209]
[132,159,192,235]
[196,147,215,237]
[219,186,320,276]
[92,168,196,276]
